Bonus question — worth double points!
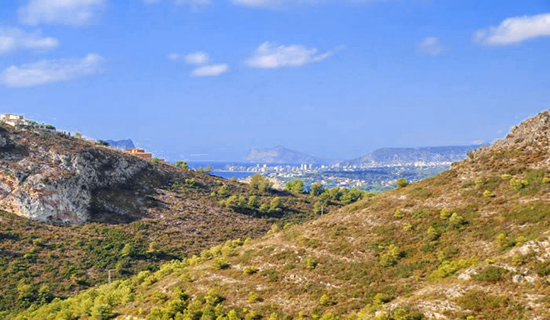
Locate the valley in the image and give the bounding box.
[4,111,550,319]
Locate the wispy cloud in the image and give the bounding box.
[475,13,550,45]
[233,0,380,8]
[168,51,210,64]
[0,27,58,54]
[0,54,104,88]
[143,0,212,6]
[19,0,105,26]
[246,42,334,69]
[191,64,229,77]
[417,37,444,56]
[233,0,314,7]
[185,52,210,64]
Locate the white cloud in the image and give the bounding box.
[0,54,104,88]
[184,52,210,64]
[0,27,58,54]
[168,51,210,64]
[143,0,212,5]
[246,42,333,69]
[233,0,379,8]
[191,64,228,77]
[417,37,444,56]
[19,0,105,26]
[475,13,550,45]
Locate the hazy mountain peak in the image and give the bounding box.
[246,146,337,164]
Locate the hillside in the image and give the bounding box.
[11,111,550,319]
[0,125,343,314]
[246,146,338,165]
[340,145,483,167]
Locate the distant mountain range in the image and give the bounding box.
[246,144,484,166]
[105,139,135,150]
[340,145,484,167]
[245,146,339,165]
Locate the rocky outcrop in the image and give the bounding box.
[475,111,550,155]
[470,110,550,169]
[0,126,174,224]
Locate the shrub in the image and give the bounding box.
[457,290,510,314]
[217,185,231,198]
[393,209,403,218]
[341,188,366,204]
[259,203,270,213]
[249,174,273,193]
[225,195,246,209]
[304,257,318,269]
[213,258,230,270]
[247,196,259,209]
[449,213,467,228]
[483,190,495,198]
[474,266,507,282]
[269,197,282,213]
[243,267,259,275]
[495,234,515,250]
[511,254,526,266]
[440,208,452,220]
[310,183,324,196]
[380,244,400,267]
[426,226,440,241]
[510,178,529,190]
[314,201,325,215]
[248,292,261,303]
[429,257,477,279]
[534,261,550,277]
[319,294,335,307]
[285,180,305,194]
[90,304,113,320]
[396,178,409,189]
[373,293,393,305]
[543,177,550,184]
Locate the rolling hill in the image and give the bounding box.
[0,125,345,314]
[11,111,550,319]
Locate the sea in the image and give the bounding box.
[187,161,257,180]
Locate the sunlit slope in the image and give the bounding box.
[13,111,550,320]
[0,125,342,314]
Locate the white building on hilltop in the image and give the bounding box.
[0,114,31,127]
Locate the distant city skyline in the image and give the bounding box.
[0,1,549,161]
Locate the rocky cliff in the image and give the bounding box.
[0,126,174,224]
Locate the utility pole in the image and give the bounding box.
[107,269,116,284]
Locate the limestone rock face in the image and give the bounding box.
[0,127,172,224]
[468,110,550,169]
[477,110,550,154]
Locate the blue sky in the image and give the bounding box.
[0,0,549,161]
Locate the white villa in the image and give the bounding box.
[0,114,31,127]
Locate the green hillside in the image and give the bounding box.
[0,126,354,314]
[8,111,550,320]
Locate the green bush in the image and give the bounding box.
[319,294,336,307]
[429,257,477,279]
[534,261,550,277]
[243,266,259,275]
[396,178,409,189]
[380,244,400,267]
[510,178,528,190]
[474,266,507,282]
